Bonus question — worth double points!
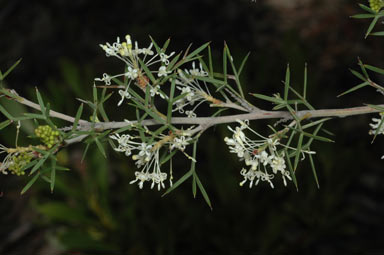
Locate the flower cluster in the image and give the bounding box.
[8,152,33,176]
[35,125,60,148]
[369,113,384,136]
[224,120,292,188]
[110,132,191,190]
[173,62,219,118]
[369,0,384,12]
[95,35,175,105]
[0,145,34,176]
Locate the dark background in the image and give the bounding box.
[1,0,384,254]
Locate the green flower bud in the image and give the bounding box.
[369,0,384,12]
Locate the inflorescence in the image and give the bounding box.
[224,120,316,188]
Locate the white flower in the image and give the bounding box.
[257,151,273,166]
[228,126,246,146]
[109,134,133,156]
[239,168,274,188]
[141,44,154,55]
[260,171,275,188]
[0,144,12,175]
[158,66,170,77]
[188,62,208,77]
[118,88,131,106]
[270,156,286,174]
[110,134,170,191]
[150,85,168,99]
[132,143,153,167]
[224,120,298,188]
[185,110,196,118]
[130,149,168,190]
[130,171,150,189]
[170,136,190,151]
[94,73,111,85]
[97,34,177,106]
[369,114,384,135]
[172,68,215,117]
[125,67,138,80]
[160,52,175,65]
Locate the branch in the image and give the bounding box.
[4,91,383,145]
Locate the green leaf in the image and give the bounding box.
[94,137,107,158]
[145,82,151,108]
[132,98,166,125]
[30,153,50,175]
[162,141,198,196]
[358,3,376,14]
[21,172,40,194]
[308,153,320,189]
[56,165,70,171]
[44,103,55,127]
[351,13,377,18]
[303,63,308,99]
[208,45,214,77]
[167,53,181,71]
[167,78,176,123]
[223,44,227,85]
[98,89,110,122]
[160,150,177,165]
[185,42,210,61]
[93,84,98,104]
[350,68,367,81]
[294,133,304,171]
[364,64,384,75]
[358,58,370,79]
[162,37,171,51]
[20,158,38,172]
[366,104,384,112]
[148,125,169,144]
[72,103,84,132]
[337,81,369,97]
[23,113,45,119]
[365,15,380,38]
[50,159,56,193]
[301,118,331,129]
[250,93,285,104]
[286,104,301,124]
[238,52,250,76]
[371,31,384,36]
[0,104,14,120]
[285,149,298,191]
[162,169,193,196]
[194,75,227,86]
[114,124,133,134]
[193,172,212,209]
[225,43,244,98]
[138,58,156,84]
[0,119,11,130]
[284,64,290,101]
[288,86,314,110]
[81,142,91,162]
[35,88,46,114]
[287,127,334,143]
[1,58,22,81]
[192,176,197,198]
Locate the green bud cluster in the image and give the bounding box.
[369,0,384,12]
[8,152,33,176]
[35,125,60,148]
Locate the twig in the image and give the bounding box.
[4,92,384,145]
